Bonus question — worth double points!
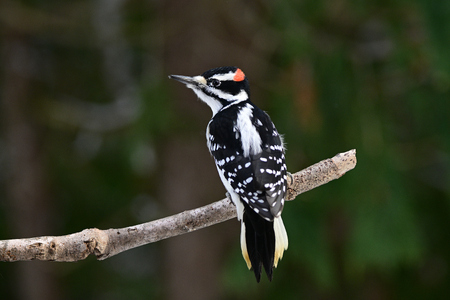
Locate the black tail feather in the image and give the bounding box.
[243,206,275,282]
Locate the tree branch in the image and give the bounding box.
[0,149,356,262]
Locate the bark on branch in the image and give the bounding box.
[0,149,357,262]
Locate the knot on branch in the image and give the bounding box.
[81,228,109,258]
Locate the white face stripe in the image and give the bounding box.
[208,87,248,103]
[192,88,223,116]
[189,85,248,117]
[210,71,235,81]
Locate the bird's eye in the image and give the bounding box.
[210,79,221,87]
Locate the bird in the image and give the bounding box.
[169,66,288,282]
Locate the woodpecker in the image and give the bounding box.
[169,66,288,282]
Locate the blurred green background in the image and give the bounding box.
[1,0,449,299]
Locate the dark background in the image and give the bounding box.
[1,0,449,299]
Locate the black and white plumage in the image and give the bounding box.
[169,66,288,282]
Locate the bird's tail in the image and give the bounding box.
[240,209,288,282]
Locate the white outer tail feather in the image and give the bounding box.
[273,216,288,267]
[240,222,252,269]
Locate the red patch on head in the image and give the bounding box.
[233,68,245,82]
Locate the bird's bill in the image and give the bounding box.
[168,74,206,87]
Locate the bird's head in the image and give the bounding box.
[169,66,250,116]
